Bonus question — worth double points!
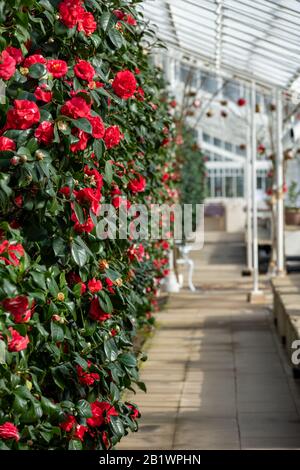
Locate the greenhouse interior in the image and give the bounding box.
[1,0,300,457]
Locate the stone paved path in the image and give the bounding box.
[118,233,300,449]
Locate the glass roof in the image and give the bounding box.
[142,0,300,89]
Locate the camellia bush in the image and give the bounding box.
[0,0,179,450]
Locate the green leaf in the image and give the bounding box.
[118,353,137,368]
[41,396,60,416]
[30,271,47,290]
[104,160,113,184]
[39,0,54,12]
[71,241,87,267]
[99,290,113,313]
[29,63,47,79]
[73,201,85,225]
[100,12,113,32]
[77,399,92,418]
[93,139,104,160]
[68,439,82,450]
[109,415,124,438]
[51,321,64,343]
[104,338,118,362]
[108,28,124,49]
[71,118,92,134]
[110,382,120,402]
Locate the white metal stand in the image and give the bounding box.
[275,88,285,275]
[176,245,196,292]
[164,249,181,293]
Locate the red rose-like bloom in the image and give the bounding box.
[71,212,95,233]
[88,115,105,139]
[0,422,20,441]
[89,298,111,322]
[112,70,137,99]
[35,121,54,145]
[58,0,84,29]
[128,174,146,193]
[74,60,95,82]
[7,327,29,352]
[128,244,145,262]
[61,97,91,119]
[66,272,86,294]
[74,425,88,441]
[84,165,103,191]
[23,54,47,69]
[104,126,123,149]
[128,404,140,420]
[5,46,23,64]
[113,9,125,20]
[74,187,100,215]
[0,241,24,266]
[60,415,76,432]
[2,295,32,323]
[0,50,16,80]
[105,278,115,294]
[47,59,68,78]
[6,100,40,130]
[135,87,144,101]
[0,136,16,152]
[70,129,89,153]
[76,361,100,386]
[87,401,118,427]
[125,14,137,26]
[77,11,97,36]
[34,85,53,103]
[88,278,103,293]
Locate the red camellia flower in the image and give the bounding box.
[74,60,95,82]
[105,278,115,294]
[74,425,88,441]
[14,195,23,208]
[169,99,177,108]
[74,187,101,215]
[112,70,137,99]
[34,84,53,103]
[128,174,146,193]
[89,297,111,322]
[84,165,103,192]
[71,211,95,233]
[128,244,145,262]
[7,327,29,352]
[237,98,246,107]
[0,422,20,442]
[104,126,123,149]
[2,295,32,323]
[70,129,89,152]
[5,46,23,64]
[113,9,125,20]
[77,11,97,36]
[23,54,47,69]
[0,50,16,80]
[125,14,137,26]
[76,360,100,386]
[60,415,76,432]
[0,240,24,266]
[61,97,91,119]
[0,136,16,152]
[87,401,118,427]
[58,0,85,29]
[88,115,105,139]
[6,100,40,130]
[127,404,140,420]
[88,278,103,293]
[66,272,86,294]
[135,86,144,101]
[35,121,54,145]
[47,59,68,78]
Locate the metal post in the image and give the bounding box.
[276,88,285,275]
[246,87,253,272]
[250,81,260,296]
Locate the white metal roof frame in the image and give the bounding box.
[142,0,300,91]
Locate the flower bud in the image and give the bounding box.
[35,150,45,161]
[20,67,29,75]
[57,120,68,132]
[98,259,109,271]
[57,292,65,301]
[114,278,123,287]
[19,155,28,163]
[10,156,20,166]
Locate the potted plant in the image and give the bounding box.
[285,181,300,225]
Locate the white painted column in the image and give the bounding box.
[251,81,260,294]
[276,88,285,274]
[246,87,253,272]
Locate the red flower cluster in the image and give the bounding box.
[66,272,86,294]
[0,50,16,81]
[23,54,47,69]
[5,46,23,64]
[89,298,111,322]
[34,84,53,103]
[76,360,100,386]
[2,295,32,323]
[7,327,29,352]
[86,401,118,427]
[104,126,123,149]
[88,278,103,293]
[6,100,40,130]
[128,174,146,193]
[60,415,87,441]
[47,59,68,78]
[58,0,97,36]
[35,121,54,145]
[128,244,145,262]
[112,70,137,99]
[61,96,91,119]
[0,422,20,441]
[0,240,24,266]
[0,136,16,152]
[74,60,95,82]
